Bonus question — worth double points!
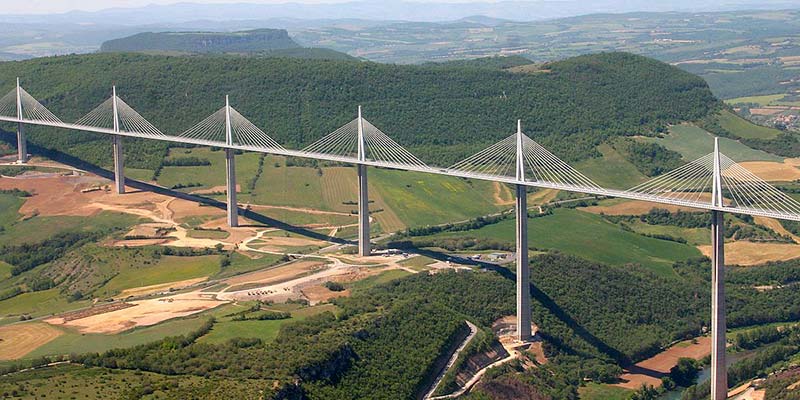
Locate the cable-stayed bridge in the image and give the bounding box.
[4,81,799,400]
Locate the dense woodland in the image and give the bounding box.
[0,52,717,171]
[1,252,795,399]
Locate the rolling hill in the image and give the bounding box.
[100,29,301,54]
[0,51,718,172]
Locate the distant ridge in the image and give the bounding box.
[100,29,300,54]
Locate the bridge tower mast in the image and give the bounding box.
[225,95,239,227]
[357,106,371,256]
[111,86,125,194]
[710,137,728,400]
[15,78,27,164]
[515,119,531,341]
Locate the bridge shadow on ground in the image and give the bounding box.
[0,132,350,246]
[389,245,630,365]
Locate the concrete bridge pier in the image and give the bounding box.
[16,122,27,163]
[357,164,370,256]
[710,210,727,400]
[516,184,531,341]
[225,148,239,227]
[15,78,27,164]
[112,135,125,194]
[110,87,124,194]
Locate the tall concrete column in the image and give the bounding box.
[111,87,124,193]
[15,78,26,164]
[516,184,531,341]
[225,148,239,227]
[357,164,370,256]
[710,210,727,400]
[112,135,125,194]
[16,122,27,164]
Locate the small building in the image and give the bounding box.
[487,252,507,261]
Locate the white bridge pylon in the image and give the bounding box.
[300,109,430,170]
[75,88,165,138]
[624,143,800,220]
[449,120,601,191]
[0,81,62,124]
[178,96,284,150]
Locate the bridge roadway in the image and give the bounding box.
[2,114,797,223]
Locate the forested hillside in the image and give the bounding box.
[0,52,717,170]
[5,253,800,399]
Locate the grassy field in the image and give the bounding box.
[241,156,342,211]
[99,255,220,296]
[578,383,632,400]
[0,211,140,246]
[369,168,505,229]
[245,205,357,228]
[348,269,413,292]
[156,147,262,191]
[725,93,786,106]
[198,303,338,344]
[124,167,156,182]
[24,315,212,359]
[430,209,701,277]
[0,193,23,227]
[575,143,647,189]
[157,153,528,233]
[640,124,782,162]
[0,289,91,320]
[625,220,711,246]
[187,228,230,239]
[214,252,285,279]
[717,109,783,140]
[399,255,437,271]
[0,261,11,280]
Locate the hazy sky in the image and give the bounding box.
[9,0,490,15]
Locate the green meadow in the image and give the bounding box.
[640,124,782,162]
[156,147,262,191]
[575,143,647,189]
[99,254,221,296]
[199,303,338,344]
[625,220,710,246]
[428,208,701,277]
[369,168,505,228]
[0,289,91,319]
[717,109,782,140]
[0,193,23,226]
[25,316,211,360]
[0,211,140,246]
[725,93,786,106]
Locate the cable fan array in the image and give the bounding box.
[75,96,164,137]
[362,119,429,168]
[625,153,716,205]
[4,79,800,221]
[719,153,800,216]
[449,132,601,189]
[0,86,62,123]
[625,151,800,217]
[177,106,284,150]
[302,119,358,158]
[301,118,429,169]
